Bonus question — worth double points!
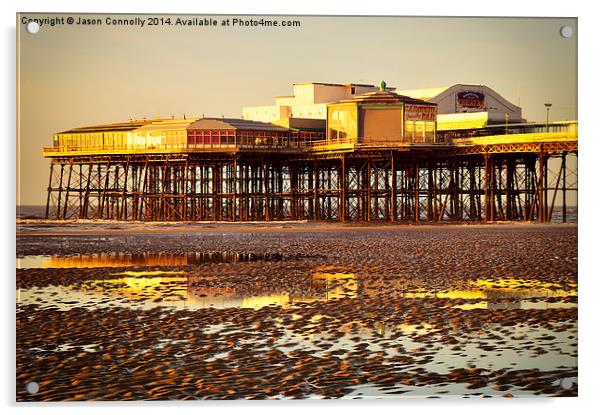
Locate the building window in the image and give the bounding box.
[404,121,415,143]
[415,122,425,143]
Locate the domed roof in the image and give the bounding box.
[335,90,436,106]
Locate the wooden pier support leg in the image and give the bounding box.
[483,154,490,222]
[139,159,148,221]
[120,160,129,220]
[523,158,531,221]
[212,164,219,221]
[414,161,420,222]
[495,160,503,220]
[45,163,54,219]
[490,157,496,221]
[452,160,460,220]
[250,165,257,220]
[81,163,92,219]
[313,160,320,220]
[233,158,237,222]
[161,162,169,221]
[56,164,65,219]
[527,156,538,222]
[263,159,270,222]
[290,162,298,220]
[548,154,564,222]
[505,158,513,220]
[219,164,225,222]
[537,147,546,223]
[190,164,196,221]
[277,164,285,220]
[562,152,567,223]
[184,159,189,221]
[245,164,250,221]
[130,165,137,221]
[456,161,464,220]
[99,161,111,219]
[427,161,434,221]
[469,159,478,220]
[391,154,397,222]
[78,164,83,218]
[367,159,372,222]
[543,152,549,222]
[340,156,346,222]
[383,161,390,220]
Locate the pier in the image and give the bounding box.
[42,120,577,223]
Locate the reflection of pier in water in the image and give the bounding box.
[37,251,286,269]
[25,254,576,311]
[184,268,575,310]
[185,268,356,308]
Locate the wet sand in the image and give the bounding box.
[16,222,578,400]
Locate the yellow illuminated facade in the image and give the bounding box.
[52,119,192,152]
[53,130,131,149]
[404,103,438,143]
[327,103,358,140]
[128,120,190,149]
[326,89,438,145]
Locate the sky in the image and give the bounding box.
[17,14,577,205]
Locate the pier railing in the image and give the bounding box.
[43,139,316,155]
[43,121,577,156]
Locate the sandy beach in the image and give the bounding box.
[16,222,578,400]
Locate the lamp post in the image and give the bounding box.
[545,103,552,132]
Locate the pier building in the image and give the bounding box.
[42,82,578,223]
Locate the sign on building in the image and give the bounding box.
[457,91,485,109]
[405,104,437,121]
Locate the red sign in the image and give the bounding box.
[405,104,437,122]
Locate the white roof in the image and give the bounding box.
[394,87,449,101]
[396,84,521,114]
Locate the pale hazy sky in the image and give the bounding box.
[17,14,577,205]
